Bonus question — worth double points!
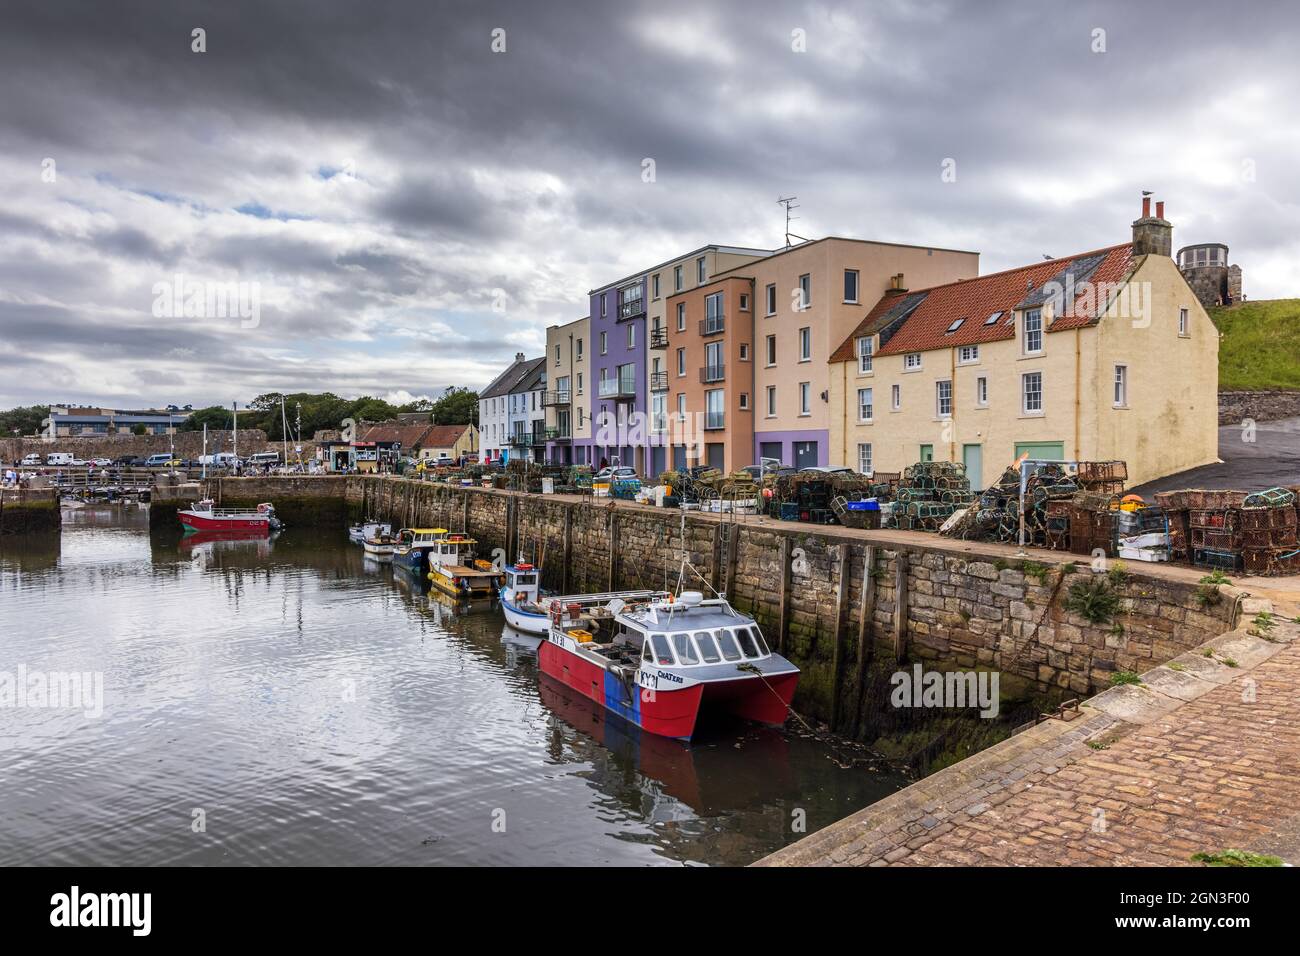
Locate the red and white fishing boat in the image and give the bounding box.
[539,589,799,741]
[178,498,282,534]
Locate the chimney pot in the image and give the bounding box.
[1142,196,1151,218]
[1156,200,1165,219]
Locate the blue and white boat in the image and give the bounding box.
[499,563,549,635]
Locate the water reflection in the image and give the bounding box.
[0,505,910,866]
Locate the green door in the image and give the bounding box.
[962,443,983,491]
[1014,441,1065,462]
[919,444,933,463]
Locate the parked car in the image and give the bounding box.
[21,453,42,466]
[114,455,143,467]
[142,453,181,468]
[594,466,638,482]
[87,457,113,468]
[741,464,797,480]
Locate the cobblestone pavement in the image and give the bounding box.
[759,612,1300,867]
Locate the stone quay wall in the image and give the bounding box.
[0,489,61,534]
[1218,390,1300,425]
[0,429,316,464]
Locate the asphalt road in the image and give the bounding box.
[1130,416,1300,497]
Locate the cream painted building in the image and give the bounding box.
[543,315,590,464]
[827,202,1219,488]
[715,238,980,469]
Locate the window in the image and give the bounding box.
[697,257,707,284]
[798,274,811,310]
[704,341,723,379]
[1022,308,1043,353]
[904,352,922,370]
[576,338,583,360]
[765,334,776,366]
[600,331,607,354]
[858,387,873,422]
[600,295,606,318]
[626,323,635,348]
[554,344,561,365]
[650,633,676,666]
[1179,308,1189,336]
[844,269,859,303]
[652,274,660,299]
[1114,364,1128,407]
[1022,371,1043,413]
[577,372,583,395]
[739,392,750,410]
[693,631,721,664]
[891,383,901,411]
[705,389,725,429]
[739,293,750,312]
[671,633,698,664]
[715,628,742,661]
[676,347,685,376]
[704,291,724,333]
[765,283,776,315]
[799,382,811,416]
[674,265,683,291]
[946,318,965,333]
[936,380,952,418]
[984,311,1003,326]
[857,336,873,373]
[798,327,811,362]
[734,627,760,659]
[739,342,750,361]
[976,375,987,406]
[677,393,686,417]
[858,442,873,475]
[766,385,776,417]
[958,345,979,364]
[676,302,685,331]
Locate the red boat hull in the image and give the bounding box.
[178,511,272,533]
[538,638,798,740]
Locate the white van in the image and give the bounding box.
[199,452,238,467]
[21,453,42,466]
[248,452,280,466]
[142,453,179,468]
[46,452,74,466]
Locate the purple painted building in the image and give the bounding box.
[582,275,647,473]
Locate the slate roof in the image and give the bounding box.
[830,243,1135,362]
[480,355,545,399]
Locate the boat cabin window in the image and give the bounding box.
[649,634,675,666]
[514,573,536,586]
[642,641,655,664]
[735,626,761,659]
[748,626,771,656]
[715,629,743,662]
[671,633,699,665]
[693,631,721,664]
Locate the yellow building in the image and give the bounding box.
[828,201,1218,488]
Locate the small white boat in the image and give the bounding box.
[350,520,392,544]
[362,529,397,561]
[499,563,549,635]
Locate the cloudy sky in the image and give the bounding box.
[1,0,1296,410]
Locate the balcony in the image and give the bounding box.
[704,411,726,431]
[507,431,530,448]
[649,371,668,392]
[649,327,668,349]
[618,296,646,321]
[597,373,637,400]
[546,425,571,442]
[699,365,726,384]
[699,314,725,336]
[541,390,571,407]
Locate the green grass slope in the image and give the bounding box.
[1211,299,1300,391]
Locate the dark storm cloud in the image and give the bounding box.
[0,0,1297,409]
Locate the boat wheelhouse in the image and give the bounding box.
[425,532,505,599]
[349,520,392,544]
[361,528,397,561]
[178,499,281,534]
[499,563,548,635]
[392,528,449,574]
[538,590,799,741]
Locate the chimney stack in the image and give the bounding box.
[1132,195,1173,258]
[515,351,525,363]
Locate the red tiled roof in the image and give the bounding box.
[421,424,472,448]
[360,422,436,448]
[829,243,1135,362]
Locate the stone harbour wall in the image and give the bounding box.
[0,429,316,464]
[1218,389,1300,425]
[0,489,61,534]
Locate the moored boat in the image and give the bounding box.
[499,563,549,635]
[538,590,799,741]
[361,528,397,561]
[425,532,505,599]
[178,498,281,534]
[349,520,392,544]
[392,528,448,574]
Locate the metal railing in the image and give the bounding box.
[704,412,726,430]
[541,390,571,407]
[597,374,637,398]
[700,314,725,336]
[649,327,668,349]
[700,365,726,383]
[618,296,645,320]
[649,371,668,392]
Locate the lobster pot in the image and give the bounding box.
[1194,547,1243,571]
[1045,499,1072,551]
[1242,549,1300,575]
[1069,508,1116,557]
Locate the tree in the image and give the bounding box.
[0,405,49,437]
[431,387,478,426]
[178,406,237,432]
[131,424,148,436]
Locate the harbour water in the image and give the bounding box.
[0,506,911,866]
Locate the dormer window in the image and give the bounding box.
[945,318,965,334]
[1022,308,1043,354]
[857,336,873,373]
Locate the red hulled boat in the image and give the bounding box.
[178,498,281,534]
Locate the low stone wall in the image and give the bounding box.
[1218,389,1300,425]
[0,429,317,464]
[340,479,1239,733]
[149,474,349,528]
[0,489,61,534]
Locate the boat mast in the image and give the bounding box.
[232,401,238,460]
